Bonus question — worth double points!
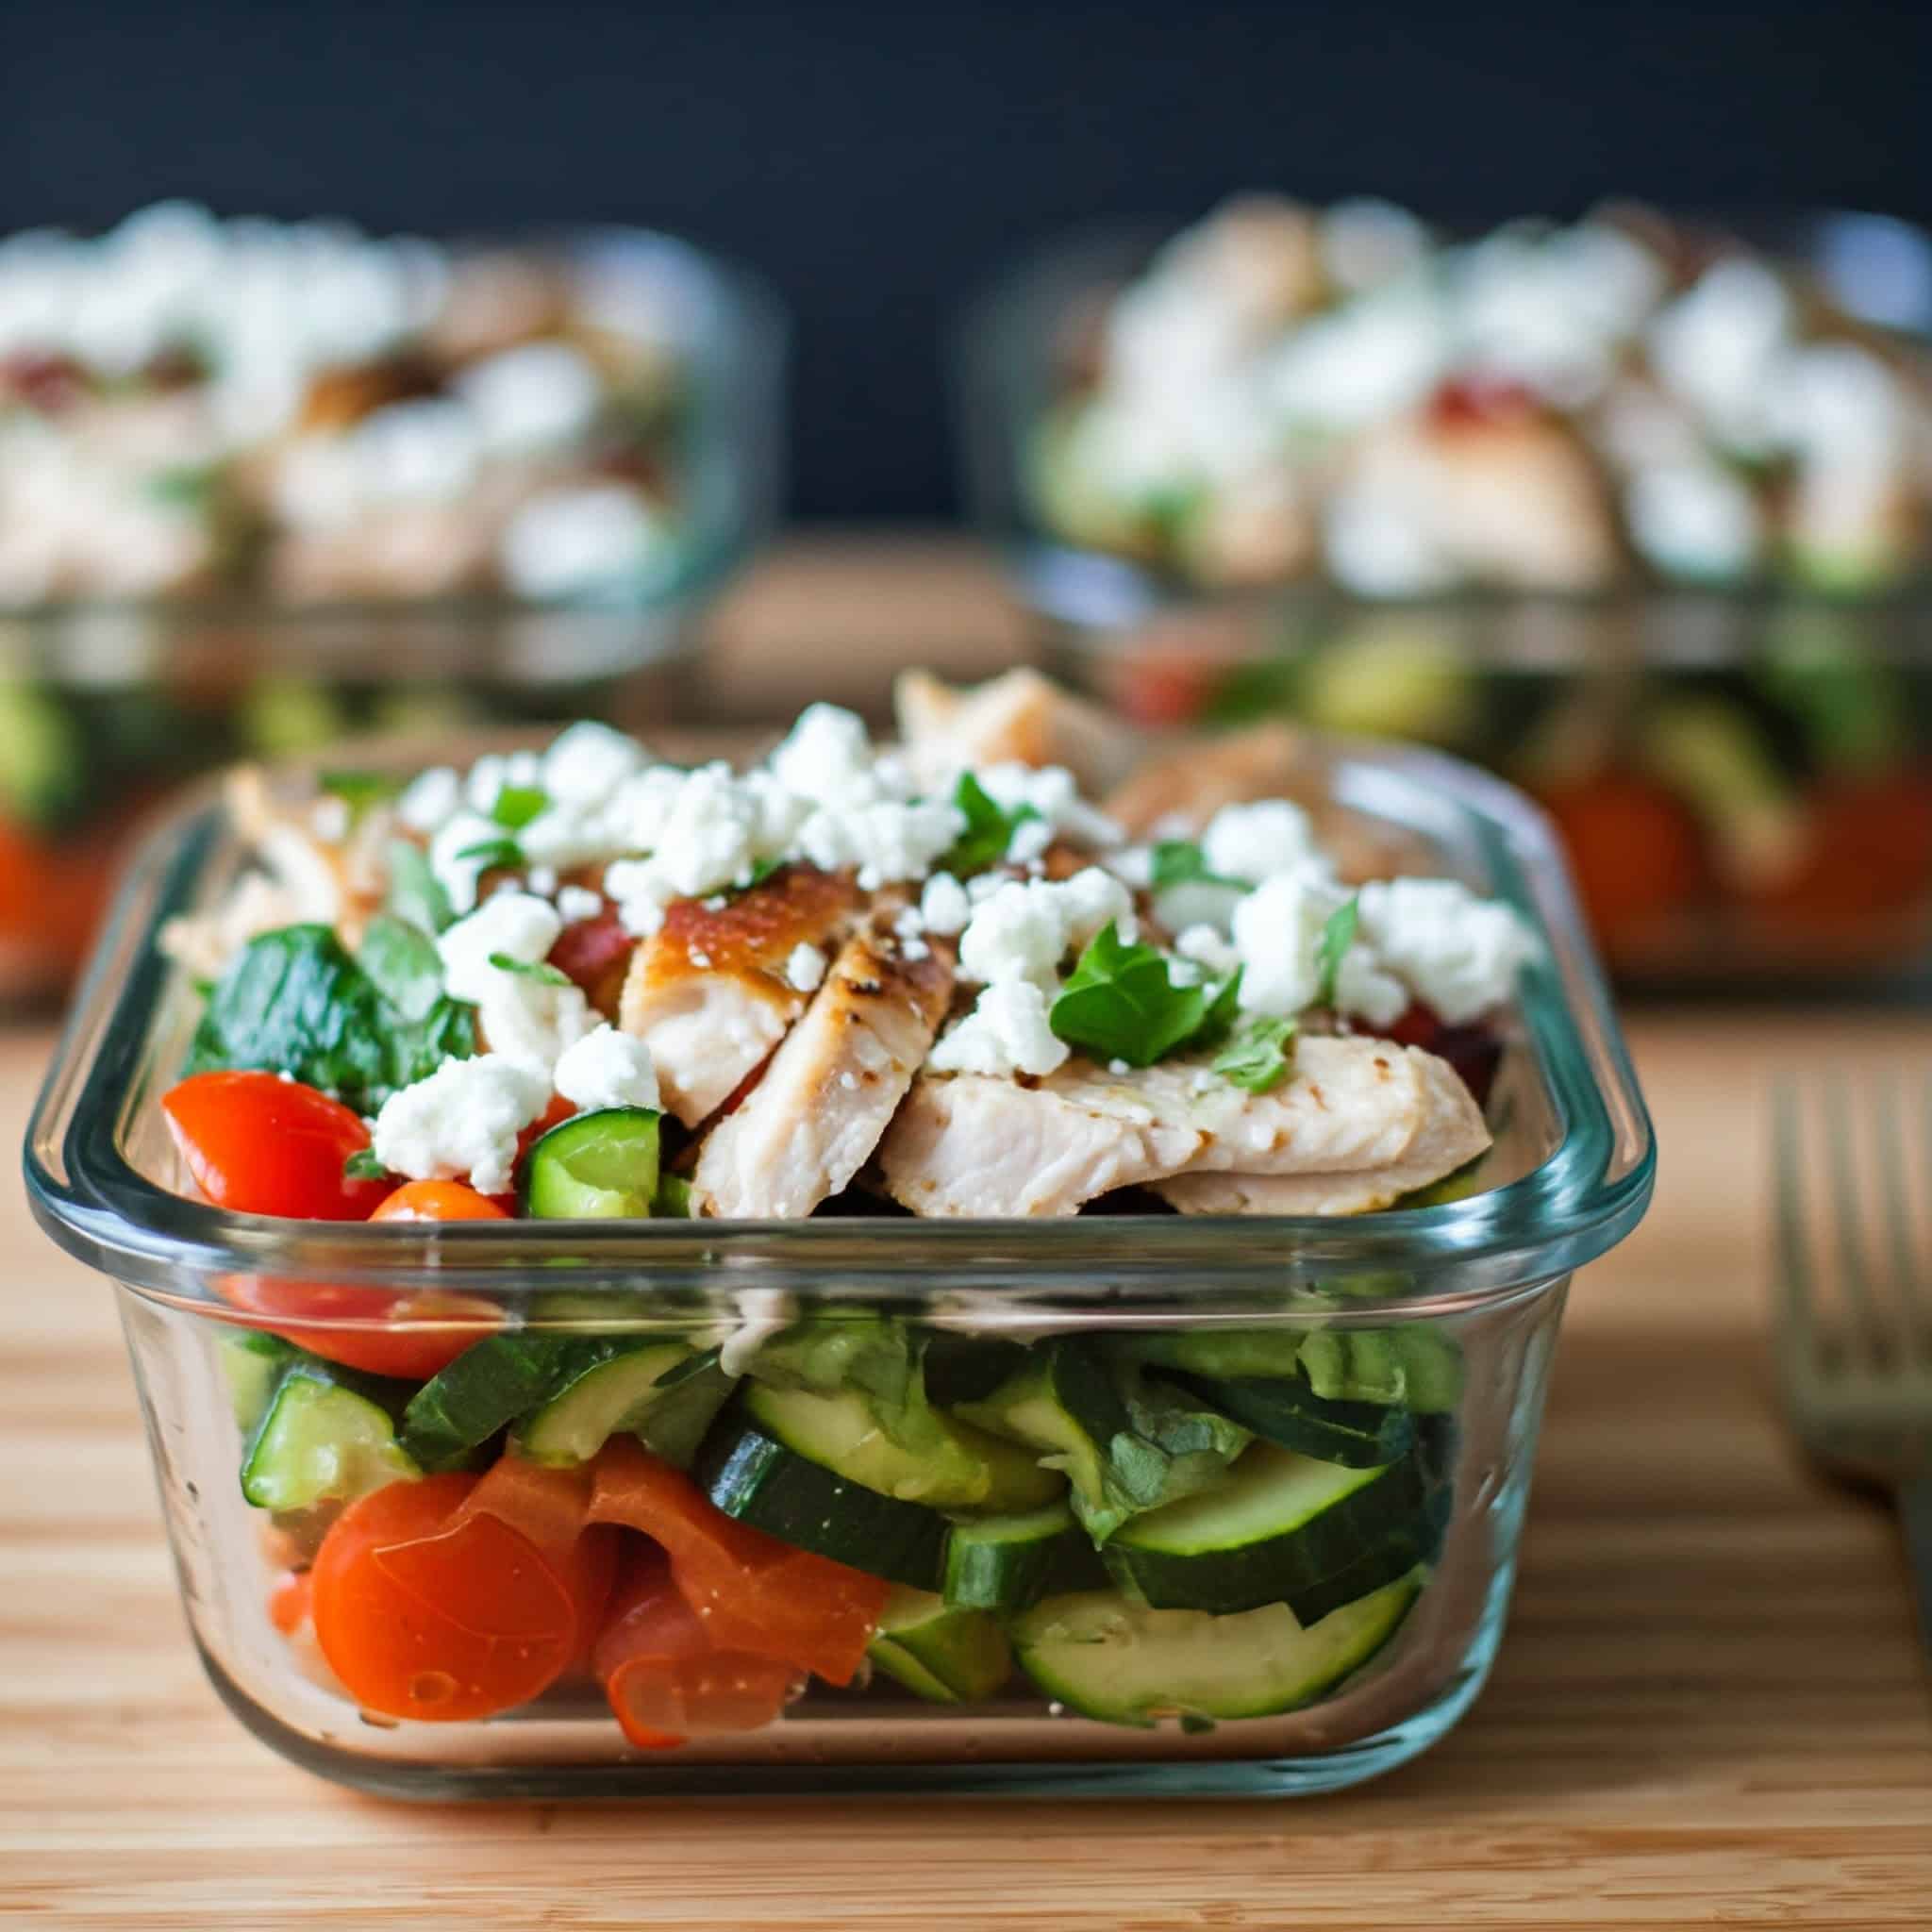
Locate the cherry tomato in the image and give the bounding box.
[163,1071,393,1220]
[548,905,634,1012]
[369,1180,508,1224]
[1537,772,1707,961]
[309,1473,613,1723]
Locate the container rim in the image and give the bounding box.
[24,732,1655,1317]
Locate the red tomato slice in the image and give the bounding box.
[163,1071,393,1220]
[370,1180,508,1224]
[587,1438,887,1687]
[308,1472,612,1723]
[592,1544,801,1750]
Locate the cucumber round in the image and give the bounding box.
[1013,1572,1423,1726]
[520,1107,662,1219]
[242,1365,420,1512]
[1283,1486,1452,1628]
[868,1588,1012,1703]
[943,1500,1105,1612]
[1172,1370,1415,1468]
[1102,1442,1427,1615]
[514,1341,695,1465]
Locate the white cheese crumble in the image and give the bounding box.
[555,883,605,924]
[928,979,1070,1078]
[477,971,596,1074]
[499,485,667,600]
[437,891,561,1002]
[1201,798,1324,884]
[768,703,899,808]
[371,1054,549,1195]
[541,720,648,808]
[975,762,1123,849]
[1231,870,1346,1016]
[1355,877,1537,1024]
[784,941,828,992]
[453,341,602,455]
[957,868,1135,988]
[793,798,964,891]
[429,808,511,916]
[553,1024,660,1112]
[919,872,972,937]
[396,765,461,834]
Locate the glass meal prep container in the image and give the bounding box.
[25,725,1652,1800]
[0,211,784,1004]
[958,207,1932,991]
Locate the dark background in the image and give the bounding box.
[8,0,1930,520]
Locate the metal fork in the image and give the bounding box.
[1773,1074,1932,1659]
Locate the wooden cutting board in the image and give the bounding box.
[5,1008,1930,1929]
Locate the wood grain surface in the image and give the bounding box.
[3,547,1931,1927]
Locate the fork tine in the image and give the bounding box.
[1773,1075,1821,1378]
[1874,1074,1930,1359]
[1824,1073,1889,1366]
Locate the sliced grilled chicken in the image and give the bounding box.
[618,863,860,1126]
[1152,1047,1489,1216]
[875,1036,1474,1218]
[894,668,1141,794]
[692,926,954,1219]
[1102,723,1309,838]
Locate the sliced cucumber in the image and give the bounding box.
[1103,1442,1428,1615]
[942,1499,1104,1612]
[631,1353,740,1470]
[1284,1486,1452,1628]
[867,1587,1012,1704]
[514,1341,695,1465]
[696,1405,950,1589]
[242,1363,420,1512]
[221,1331,295,1433]
[401,1333,618,1469]
[956,1342,1132,1519]
[923,1333,1028,1407]
[743,1382,1061,1513]
[1108,1328,1307,1382]
[1298,1329,1463,1413]
[1014,1571,1422,1726]
[1174,1370,1414,1468]
[521,1107,662,1219]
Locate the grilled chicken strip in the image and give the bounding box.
[875,1036,1484,1218]
[1102,723,1309,838]
[894,668,1141,794]
[618,863,860,1126]
[1151,1047,1489,1216]
[692,925,954,1219]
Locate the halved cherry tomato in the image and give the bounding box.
[308,1472,613,1723]
[591,1544,801,1750]
[215,1166,509,1377]
[1537,772,1707,960]
[163,1071,393,1220]
[588,1437,887,1686]
[549,905,633,1012]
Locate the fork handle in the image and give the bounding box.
[1903,1475,1932,1665]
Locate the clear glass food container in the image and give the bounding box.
[957,213,1932,992]
[25,734,1653,1799]
[0,226,785,1005]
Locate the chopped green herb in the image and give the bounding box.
[1149,840,1243,892]
[343,1148,389,1181]
[142,463,215,509]
[1050,922,1211,1067]
[456,836,525,873]
[184,924,477,1116]
[358,914,445,1023]
[491,785,549,831]
[385,839,455,936]
[319,771,403,819]
[1212,1016,1298,1094]
[941,772,1041,876]
[489,951,573,988]
[1315,895,1358,1008]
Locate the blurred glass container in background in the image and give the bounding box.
[0,209,785,1002]
[958,205,1932,989]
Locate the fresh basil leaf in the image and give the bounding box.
[1315,895,1358,1008]
[385,839,455,936]
[491,784,548,830]
[358,913,445,1022]
[1149,840,1243,892]
[456,835,525,872]
[1211,1015,1298,1094]
[941,772,1041,876]
[319,771,403,819]
[488,950,573,988]
[1190,967,1244,1053]
[1050,922,1209,1067]
[184,924,477,1115]
[343,1148,389,1181]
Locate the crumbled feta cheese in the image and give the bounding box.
[499,485,668,600]
[794,798,964,891]
[1201,798,1323,884]
[902,936,930,961]
[454,341,602,455]
[1231,870,1345,1016]
[555,883,604,924]
[768,703,895,808]
[525,864,558,896]
[461,749,543,819]
[429,808,511,916]
[308,795,352,844]
[1108,1058,1131,1076]
[783,941,828,994]
[688,949,711,970]
[1105,844,1156,891]
[958,869,1134,987]
[437,891,562,1002]
[541,720,648,808]
[1355,877,1537,1024]
[1154,878,1245,938]
[1334,944,1409,1029]
[975,762,1123,848]
[892,903,925,940]
[928,980,1071,1078]
[644,763,764,897]
[396,765,461,834]
[476,971,596,1074]
[603,858,675,938]
[553,1024,660,1112]
[919,872,972,937]
[372,1054,549,1195]
[1624,460,1762,580]
[1175,924,1241,977]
